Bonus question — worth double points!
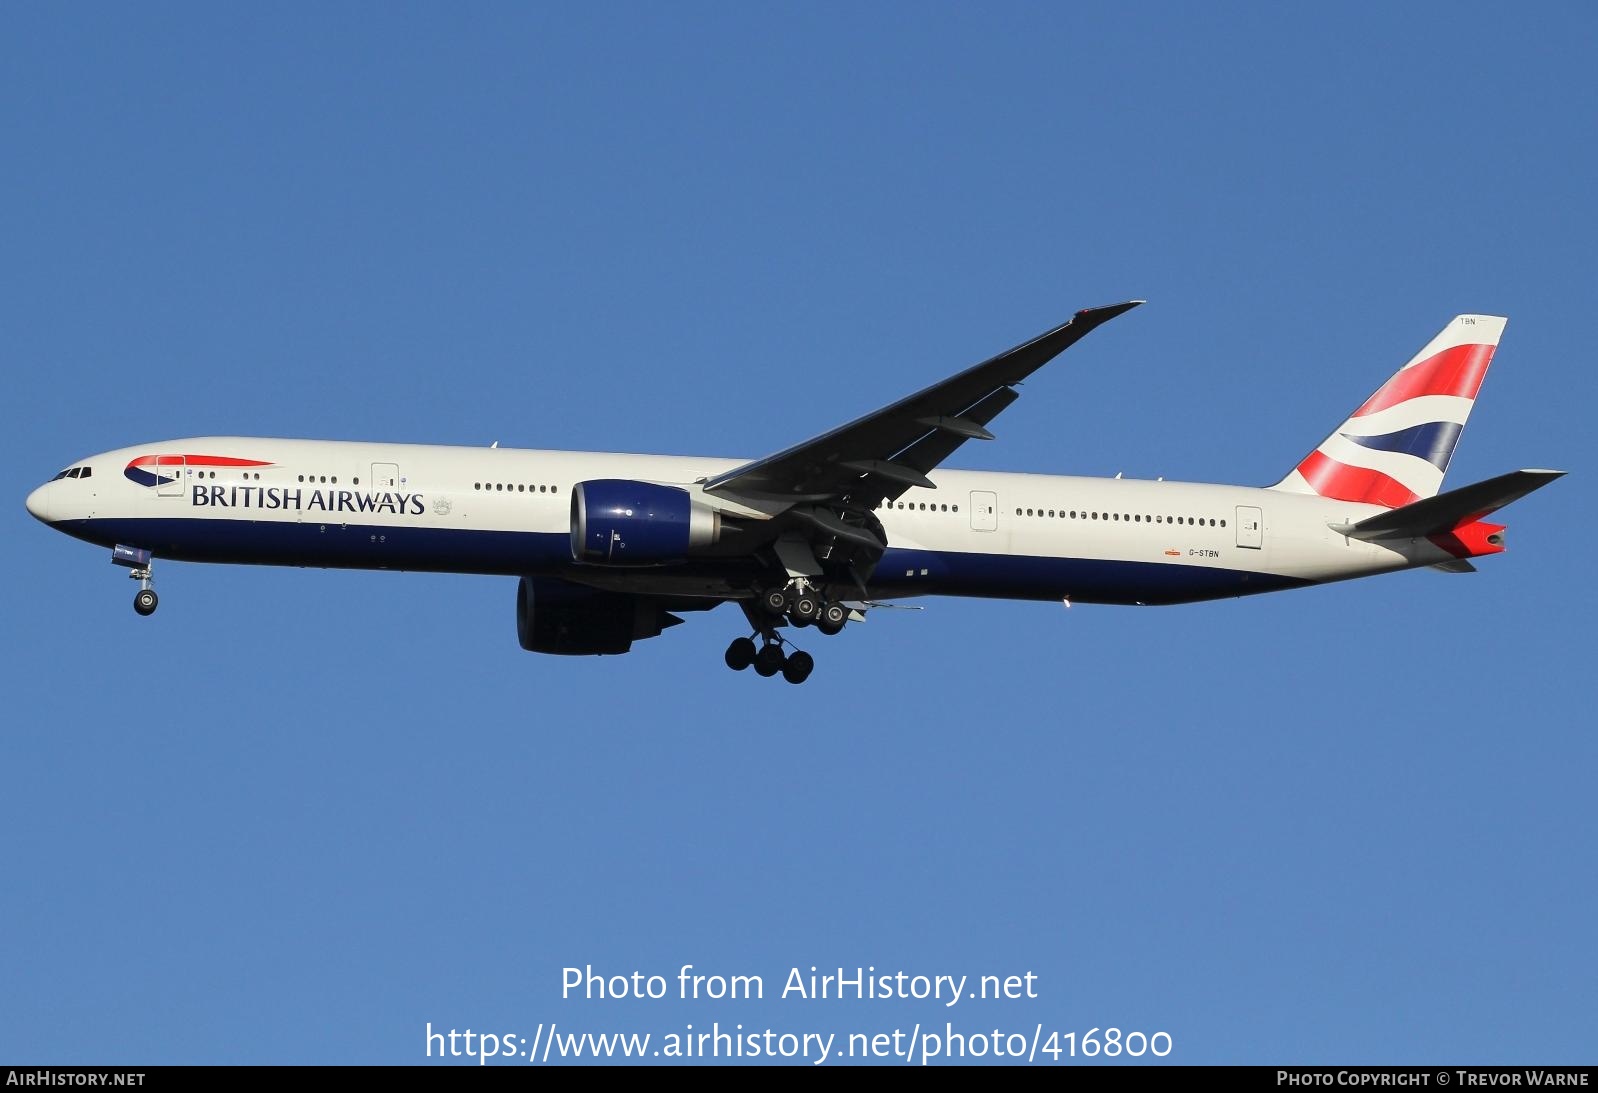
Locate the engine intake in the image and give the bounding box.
[571,479,721,566]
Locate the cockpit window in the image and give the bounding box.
[50,466,91,481]
[51,469,70,481]
[79,466,91,478]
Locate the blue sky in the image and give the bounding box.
[4,4,1594,1065]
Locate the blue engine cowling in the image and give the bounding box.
[570,479,721,565]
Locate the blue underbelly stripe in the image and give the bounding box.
[56,518,1308,605]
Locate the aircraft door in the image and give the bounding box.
[970,491,997,532]
[1236,505,1263,549]
[371,463,400,490]
[156,455,185,497]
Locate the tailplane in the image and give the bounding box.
[1272,314,1506,507]
[1328,468,1564,566]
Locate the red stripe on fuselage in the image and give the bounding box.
[1353,343,1495,417]
[129,454,274,468]
[1295,449,1421,508]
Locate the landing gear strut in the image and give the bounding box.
[113,545,159,616]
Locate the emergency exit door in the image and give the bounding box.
[1235,505,1263,549]
[371,463,400,490]
[156,455,185,496]
[970,491,997,532]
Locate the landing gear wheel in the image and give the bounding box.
[781,650,814,685]
[133,589,159,616]
[753,643,786,677]
[724,637,757,671]
[790,592,821,624]
[760,588,790,617]
[819,602,848,631]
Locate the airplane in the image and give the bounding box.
[25,302,1563,684]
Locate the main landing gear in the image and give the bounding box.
[760,581,850,637]
[725,581,850,684]
[724,634,814,685]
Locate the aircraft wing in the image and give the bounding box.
[703,301,1143,508]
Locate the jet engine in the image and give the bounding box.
[516,576,680,655]
[570,479,721,565]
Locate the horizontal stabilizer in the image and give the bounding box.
[1430,559,1478,573]
[1335,469,1565,541]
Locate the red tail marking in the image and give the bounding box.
[1295,450,1421,508]
[1353,343,1495,418]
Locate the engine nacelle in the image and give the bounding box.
[516,576,677,656]
[570,479,720,566]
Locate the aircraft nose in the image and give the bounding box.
[26,483,53,524]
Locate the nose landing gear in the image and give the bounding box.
[113,545,158,616]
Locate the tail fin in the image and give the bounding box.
[1271,314,1506,507]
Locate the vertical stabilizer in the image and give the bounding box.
[1271,315,1506,507]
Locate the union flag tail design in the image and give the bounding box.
[1271,314,1506,508]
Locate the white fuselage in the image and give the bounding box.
[26,436,1451,607]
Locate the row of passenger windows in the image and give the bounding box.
[52,466,93,480]
[474,482,560,494]
[297,474,344,484]
[1018,507,1225,527]
[880,500,959,512]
